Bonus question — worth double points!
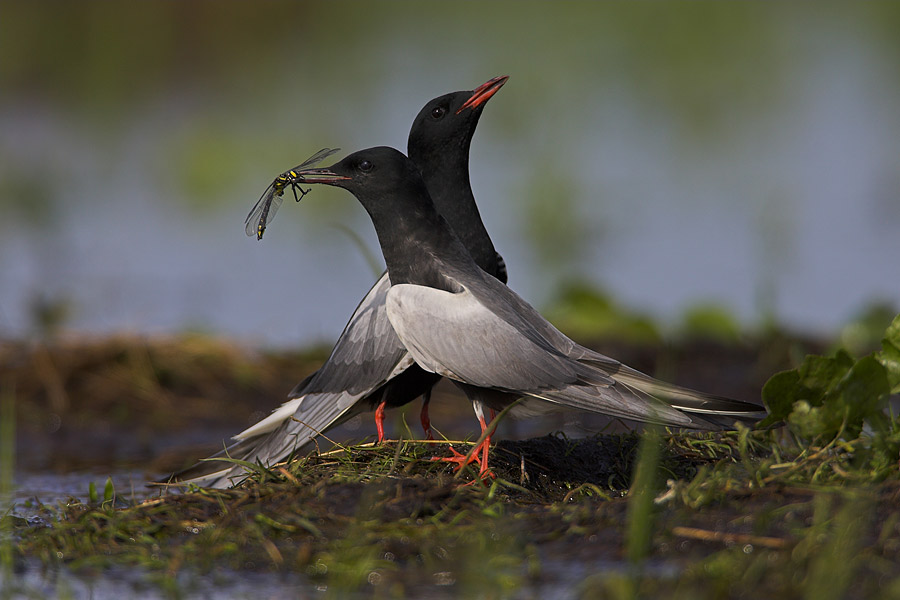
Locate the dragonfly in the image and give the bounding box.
[244,147,341,240]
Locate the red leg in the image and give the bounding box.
[375,399,387,443]
[432,406,495,481]
[475,409,496,478]
[420,391,434,441]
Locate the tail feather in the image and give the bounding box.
[163,436,276,489]
[161,392,364,489]
[611,365,765,421]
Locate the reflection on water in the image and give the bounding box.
[4,557,662,600]
[8,470,154,518]
[4,501,680,600]
[1,4,898,347]
[4,560,316,600]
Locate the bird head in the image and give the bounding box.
[408,75,508,162]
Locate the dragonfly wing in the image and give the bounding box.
[294,147,341,170]
[245,183,275,237]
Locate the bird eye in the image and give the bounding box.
[431,106,447,119]
[359,160,373,172]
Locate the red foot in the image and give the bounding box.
[431,407,497,481]
[431,443,482,467]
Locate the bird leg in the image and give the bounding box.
[420,390,434,440]
[375,399,387,443]
[431,404,496,481]
[474,408,497,479]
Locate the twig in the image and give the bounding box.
[672,526,789,549]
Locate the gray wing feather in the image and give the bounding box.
[170,396,366,489]
[386,284,578,389]
[290,272,411,402]
[450,268,764,421]
[385,283,694,426]
[172,272,419,488]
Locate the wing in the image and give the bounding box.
[244,184,284,239]
[292,147,341,171]
[244,270,414,438]
[386,283,577,388]
[289,271,414,401]
[606,363,766,419]
[169,392,369,489]
[385,282,694,425]
[460,272,765,422]
[168,271,422,488]
[245,182,274,237]
[435,268,765,425]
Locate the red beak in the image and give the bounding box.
[457,75,509,114]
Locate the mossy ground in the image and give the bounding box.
[3,331,900,599]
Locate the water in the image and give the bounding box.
[3,524,678,599]
[3,560,317,599]
[2,558,657,600]
[1,5,898,348]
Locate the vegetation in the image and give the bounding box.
[2,313,899,598]
[3,3,899,596]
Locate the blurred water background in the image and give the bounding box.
[2,2,899,348]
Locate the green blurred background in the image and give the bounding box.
[1,2,898,347]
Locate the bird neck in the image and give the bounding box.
[361,185,478,293]
[413,146,502,281]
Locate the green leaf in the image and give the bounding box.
[761,351,854,425]
[876,313,900,394]
[799,350,855,398]
[784,356,890,440]
[761,346,892,440]
[103,476,115,503]
[761,370,804,424]
[829,356,890,437]
[787,400,831,439]
[88,481,98,504]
